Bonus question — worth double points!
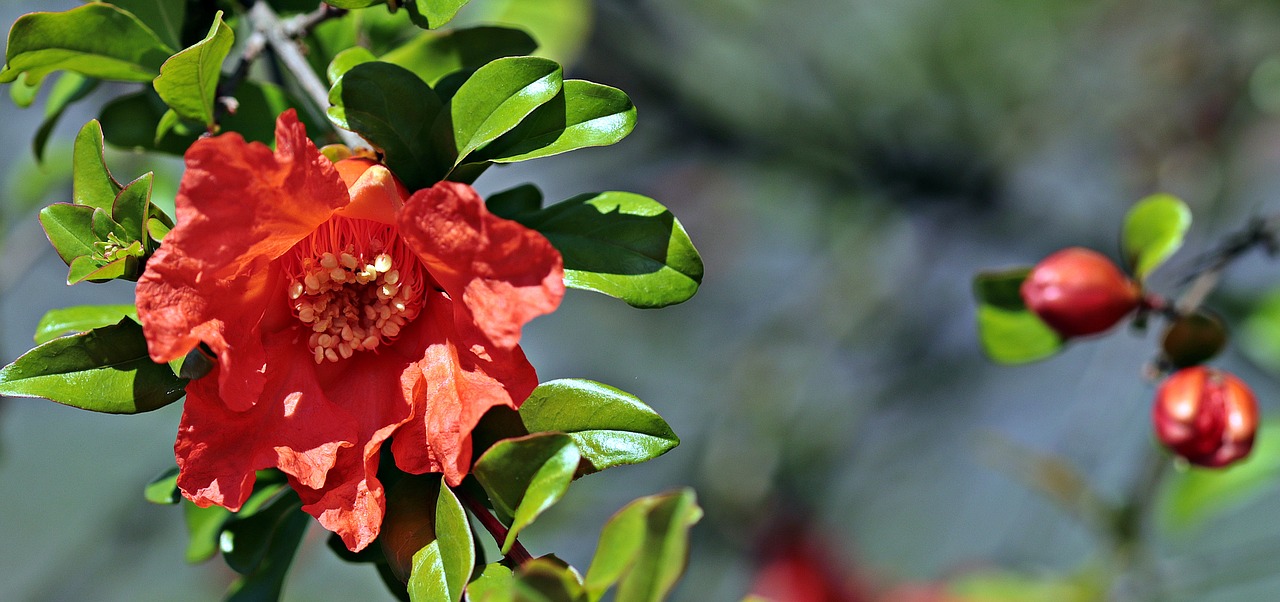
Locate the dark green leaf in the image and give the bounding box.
[153,11,233,126]
[110,0,186,49]
[514,559,586,602]
[33,73,99,162]
[221,490,302,574]
[325,0,387,7]
[436,56,561,168]
[972,267,1031,312]
[473,433,580,553]
[34,304,137,344]
[0,3,174,84]
[99,90,194,154]
[38,202,97,264]
[144,466,181,504]
[0,317,186,414]
[486,184,542,220]
[583,489,702,602]
[224,504,309,602]
[405,0,472,30]
[406,482,475,602]
[72,120,123,210]
[478,81,635,163]
[113,172,154,241]
[512,192,703,308]
[325,46,378,129]
[382,26,537,87]
[520,379,678,475]
[1122,193,1191,281]
[185,502,232,563]
[338,61,444,189]
[1160,420,1280,532]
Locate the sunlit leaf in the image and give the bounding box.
[1122,193,1192,281]
[583,489,702,602]
[406,482,475,602]
[153,11,233,126]
[34,304,138,344]
[972,269,1062,364]
[477,80,635,163]
[0,317,185,414]
[474,433,580,554]
[511,192,703,308]
[324,46,377,129]
[405,0,472,30]
[436,56,562,169]
[38,203,97,265]
[383,26,537,87]
[144,465,181,505]
[110,0,186,49]
[0,4,173,84]
[520,379,678,474]
[72,120,123,211]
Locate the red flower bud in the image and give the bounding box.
[1020,247,1140,338]
[1153,366,1259,468]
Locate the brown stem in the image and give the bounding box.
[455,486,534,566]
[1174,214,1280,315]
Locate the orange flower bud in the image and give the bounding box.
[1020,247,1140,338]
[1153,366,1258,467]
[1160,311,1227,368]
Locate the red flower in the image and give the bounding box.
[136,111,564,551]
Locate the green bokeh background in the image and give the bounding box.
[6,0,1280,600]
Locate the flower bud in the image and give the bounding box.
[1020,247,1141,338]
[1153,366,1258,468]
[1160,311,1228,368]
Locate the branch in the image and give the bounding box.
[246,2,365,149]
[1174,214,1280,315]
[455,486,534,566]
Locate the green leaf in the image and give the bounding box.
[153,11,233,126]
[457,0,591,67]
[437,56,562,168]
[338,61,444,189]
[972,269,1063,364]
[512,192,703,308]
[67,253,133,284]
[72,120,123,211]
[474,433,580,554]
[325,46,378,129]
[109,0,186,49]
[38,203,97,264]
[224,504,309,602]
[33,73,99,162]
[486,184,543,220]
[0,3,174,84]
[407,482,475,602]
[147,217,172,243]
[325,0,387,7]
[477,81,636,163]
[583,489,702,602]
[0,317,186,414]
[468,563,516,602]
[144,466,181,504]
[10,71,40,107]
[1160,420,1280,532]
[514,559,586,602]
[382,26,537,87]
[113,172,154,241]
[947,570,1102,602]
[185,502,232,563]
[1122,193,1192,281]
[34,304,138,344]
[520,379,679,475]
[405,0,472,29]
[221,490,302,574]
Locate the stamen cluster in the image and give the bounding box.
[284,218,425,363]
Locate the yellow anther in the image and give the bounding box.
[304,274,320,291]
[374,253,392,273]
[324,348,339,362]
[340,253,358,270]
[298,306,316,322]
[362,335,379,349]
[330,268,347,283]
[383,322,401,337]
[338,343,354,359]
[320,253,338,269]
[385,270,400,285]
[317,333,333,348]
[314,346,325,364]
[289,281,305,300]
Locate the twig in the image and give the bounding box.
[454,486,534,566]
[247,2,365,149]
[1174,214,1280,315]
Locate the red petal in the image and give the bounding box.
[390,291,539,486]
[398,182,564,349]
[136,111,349,411]
[333,159,407,225]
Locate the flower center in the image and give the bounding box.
[283,217,426,364]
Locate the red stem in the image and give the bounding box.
[455,486,534,566]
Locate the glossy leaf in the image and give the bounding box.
[34,304,138,344]
[72,120,123,210]
[520,379,679,474]
[109,0,186,49]
[33,73,98,162]
[113,172,153,240]
[474,433,580,553]
[1160,420,1280,532]
[144,466,181,504]
[324,46,377,129]
[38,203,97,265]
[185,502,232,563]
[437,56,562,168]
[153,11,233,126]
[583,489,702,602]
[468,563,516,602]
[973,269,1063,364]
[514,559,587,602]
[512,192,703,308]
[405,0,472,30]
[0,3,174,84]
[338,61,444,189]
[221,490,303,574]
[1122,193,1192,281]
[478,81,636,163]
[486,184,543,220]
[0,317,186,414]
[406,483,475,602]
[383,27,537,87]
[9,71,39,107]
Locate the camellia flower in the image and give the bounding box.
[135,111,564,551]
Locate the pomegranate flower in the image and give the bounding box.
[136,111,564,551]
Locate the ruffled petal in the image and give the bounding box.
[390,290,539,486]
[333,158,406,225]
[398,182,564,349]
[137,110,350,411]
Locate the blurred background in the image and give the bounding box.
[6,0,1280,600]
